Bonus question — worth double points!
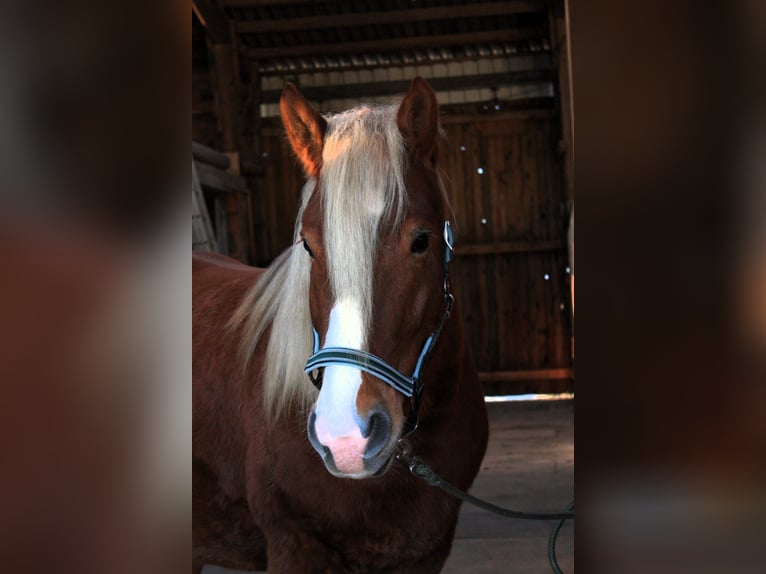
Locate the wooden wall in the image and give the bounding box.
[441,108,572,395]
[255,105,573,396]
[256,126,305,263]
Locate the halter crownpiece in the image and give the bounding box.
[304,220,456,434]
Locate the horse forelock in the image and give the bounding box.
[320,104,408,344]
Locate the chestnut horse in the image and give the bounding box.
[193,77,488,573]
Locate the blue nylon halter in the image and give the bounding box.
[305,330,434,399]
[304,220,455,434]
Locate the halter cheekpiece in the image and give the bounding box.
[304,220,456,434]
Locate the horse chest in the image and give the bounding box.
[273,467,461,568]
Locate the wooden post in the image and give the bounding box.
[210,39,252,264]
[211,42,240,152]
[248,62,264,265]
[550,0,575,364]
[549,0,574,202]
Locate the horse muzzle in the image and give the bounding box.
[307,407,395,479]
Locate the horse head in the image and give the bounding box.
[280,78,453,479]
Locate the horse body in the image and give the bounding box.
[193,78,488,573]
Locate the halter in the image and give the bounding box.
[304,220,455,434]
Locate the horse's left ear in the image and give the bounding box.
[280,82,327,177]
[397,77,439,165]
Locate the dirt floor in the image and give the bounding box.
[442,400,574,573]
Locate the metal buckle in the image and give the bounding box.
[443,220,454,264]
[395,439,415,466]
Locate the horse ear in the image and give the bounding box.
[280,82,327,177]
[397,77,439,165]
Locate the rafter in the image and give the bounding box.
[237,1,544,34]
[247,27,547,60]
[259,70,553,104]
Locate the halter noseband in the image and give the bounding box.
[304,220,455,434]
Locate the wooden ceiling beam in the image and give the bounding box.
[259,70,553,103]
[247,27,547,60]
[237,1,544,34]
[221,0,343,6]
[257,50,551,77]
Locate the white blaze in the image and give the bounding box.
[314,298,365,436]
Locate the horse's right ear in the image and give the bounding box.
[397,77,439,166]
[280,83,327,177]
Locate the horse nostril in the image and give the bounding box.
[363,410,391,458]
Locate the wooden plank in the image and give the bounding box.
[222,0,342,6]
[526,125,542,239]
[259,70,553,104]
[488,134,507,370]
[237,1,545,34]
[257,50,553,78]
[478,368,573,382]
[210,42,242,152]
[247,27,547,60]
[209,39,252,264]
[549,0,574,201]
[441,107,556,125]
[196,162,250,194]
[258,131,306,261]
[548,251,570,367]
[266,134,285,262]
[540,121,559,240]
[214,196,229,255]
[439,115,571,380]
[481,378,573,395]
[192,141,231,170]
[465,125,490,368]
[192,162,220,253]
[455,240,564,256]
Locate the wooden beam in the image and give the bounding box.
[256,105,555,131]
[221,0,342,6]
[192,141,231,170]
[455,240,564,256]
[247,27,547,60]
[195,162,250,194]
[259,70,552,104]
[549,0,574,201]
[237,1,544,34]
[256,50,552,78]
[193,0,231,44]
[482,379,573,395]
[210,42,242,151]
[440,106,557,124]
[478,368,573,382]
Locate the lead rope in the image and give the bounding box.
[395,441,574,574]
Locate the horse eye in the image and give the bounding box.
[302,239,314,258]
[410,233,430,255]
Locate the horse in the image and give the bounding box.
[193,77,489,573]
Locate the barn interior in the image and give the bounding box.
[192,1,574,571]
